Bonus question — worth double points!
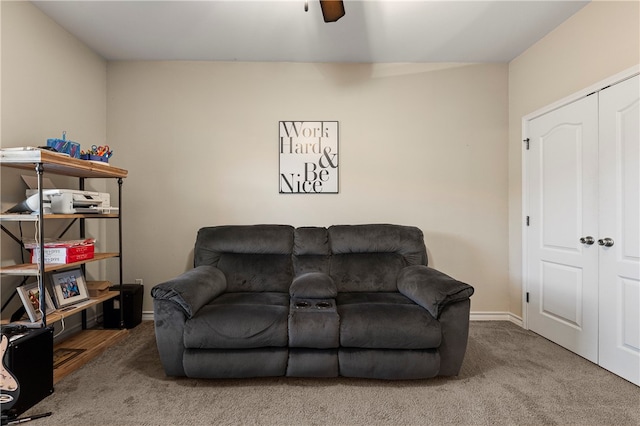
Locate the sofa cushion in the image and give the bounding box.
[183,292,289,349]
[338,348,440,380]
[217,253,293,292]
[337,292,441,349]
[293,227,331,276]
[338,292,417,306]
[184,348,288,378]
[210,292,289,306]
[294,227,330,255]
[330,253,406,292]
[193,225,295,292]
[328,224,428,266]
[293,255,331,276]
[287,349,338,377]
[194,225,294,266]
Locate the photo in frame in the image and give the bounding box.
[279,121,339,194]
[50,268,90,308]
[16,281,56,323]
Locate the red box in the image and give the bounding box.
[31,244,94,264]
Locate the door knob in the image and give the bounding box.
[598,238,614,247]
[579,236,595,245]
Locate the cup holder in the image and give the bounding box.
[292,300,334,310]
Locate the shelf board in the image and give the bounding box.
[46,291,120,323]
[0,213,120,221]
[0,291,120,326]
[0,252,119,275]
[0,149,127,179]
[0,214,39,222]
[53,328,129,383]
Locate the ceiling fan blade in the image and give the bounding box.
[319,0,345,23]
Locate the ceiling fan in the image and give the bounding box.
[306,0,345,23]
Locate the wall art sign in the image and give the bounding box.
[279,121,339,194]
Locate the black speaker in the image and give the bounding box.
[1,327,54,418]
[103,284,143,329]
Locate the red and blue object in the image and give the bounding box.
[80,145,112,163]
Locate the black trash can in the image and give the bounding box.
[103,284,143,329]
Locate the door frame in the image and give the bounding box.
[521,65,640,329]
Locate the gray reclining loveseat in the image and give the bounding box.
[151,224,474,380]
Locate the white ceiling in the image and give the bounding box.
[32,0,590,63]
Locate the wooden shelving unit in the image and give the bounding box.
[0,148,129,383]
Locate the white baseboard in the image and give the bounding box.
[142,310,524,327]
[470,311,523,328]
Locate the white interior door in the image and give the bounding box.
[598,75,640,386]
[526,95,599,362]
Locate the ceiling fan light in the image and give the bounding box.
[319,0,345,23]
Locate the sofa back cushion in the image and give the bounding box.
[192,224,427,293]
[327,224,428,292]
[293,226,331,276]
[194,225,294,292]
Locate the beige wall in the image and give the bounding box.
[0,1,107,318]
[13,1,634,320]
[508,1,640,318]
[108,61,509,313]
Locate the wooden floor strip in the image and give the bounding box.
[53,328,128,384]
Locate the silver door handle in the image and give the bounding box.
[580,236,595,245]
[598,238,614,247]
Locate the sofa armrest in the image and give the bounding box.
[151,265,227,318]
[397,265,474,318]
[290,272,337,299]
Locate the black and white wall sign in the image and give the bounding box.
[279,121,339,194]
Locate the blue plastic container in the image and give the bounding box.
[46,131,80,158]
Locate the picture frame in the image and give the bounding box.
[279,121,339,194]
[50,268,90,308]
[16,282,56,323]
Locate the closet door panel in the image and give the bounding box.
[598,75,640,386]
[526,94,599,363]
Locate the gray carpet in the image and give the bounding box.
[23,321,639,425]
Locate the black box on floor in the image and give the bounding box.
[1,327,54,418]
[103,284,143,329]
